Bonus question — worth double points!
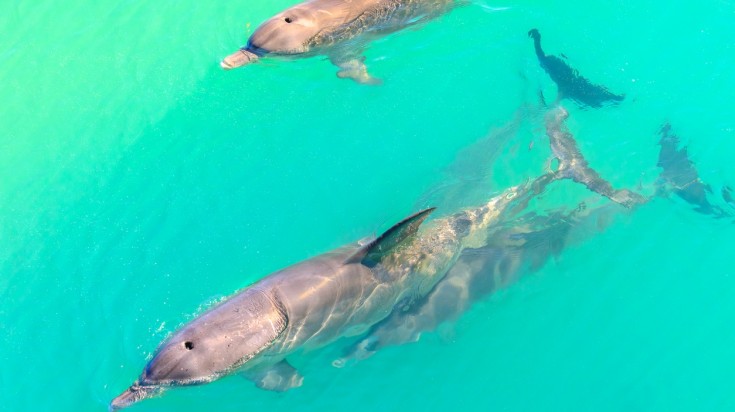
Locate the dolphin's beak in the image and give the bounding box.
[110,383,161,410]
[220,48,259,70]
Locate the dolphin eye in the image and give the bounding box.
[184,341,194,350]
[284,17,293,23]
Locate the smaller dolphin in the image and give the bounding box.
[528,29,625,108]
[221,0,459,84]
[656,123,730,217]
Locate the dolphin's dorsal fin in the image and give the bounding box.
[345,208,435,267]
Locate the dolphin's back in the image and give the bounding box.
[307,0,455,46]
[258,245,392,352]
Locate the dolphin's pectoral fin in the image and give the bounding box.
[346,208,435,267]
[335,59,382,85]
[241,360,303,392]
[329,52,382,85]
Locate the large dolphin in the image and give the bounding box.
[220,0,459,84]
[111,104,649,409]
[528,29,625,108]
[111,177,549,408]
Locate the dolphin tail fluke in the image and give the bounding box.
[543,106,647,208]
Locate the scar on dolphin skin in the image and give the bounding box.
[528,29,625,108]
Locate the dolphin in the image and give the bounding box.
[528,29,625,108]
[656,123,731,217]
[111,177,546,408]
[220,0,459,84]
[544,107,646,208]
[338,108,731,363]
[336,106,639,361]
[335,204,625,363]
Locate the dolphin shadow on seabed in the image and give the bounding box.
[528,28,625,109]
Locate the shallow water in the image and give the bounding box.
[2,1,734,411]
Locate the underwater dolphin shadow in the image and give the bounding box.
[528,28,625,109]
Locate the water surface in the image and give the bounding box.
[1,1,734,411]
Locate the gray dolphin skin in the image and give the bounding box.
[221,0,459,84]
[336,205,618,363]
[111,179,545,409]
[336,107,638,362]
[111,104,642,409]
[337,107,733,364]
[111,103,728,409]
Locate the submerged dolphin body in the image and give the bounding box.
[528,29,625,108]
[338,107,637,360]
[221,0,459,84]
[339,108,730,362]
[656,123,731,217]
[112,176,550,408]
[336,204,624,362]
[112,103,627,409]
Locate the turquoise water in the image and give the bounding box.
[2,1,734,411]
